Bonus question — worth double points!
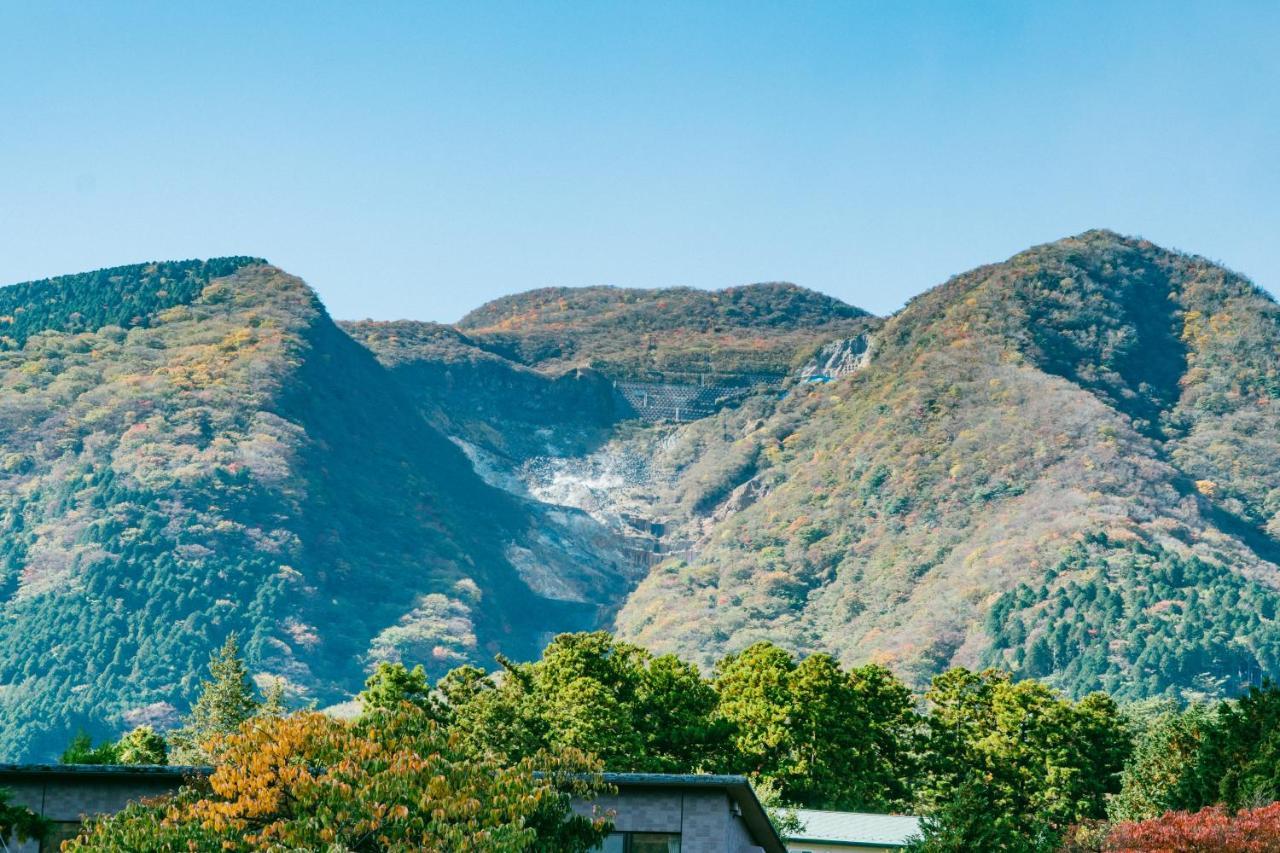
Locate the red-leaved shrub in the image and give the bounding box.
[1104,802,1280,852]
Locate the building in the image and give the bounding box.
[0,763,211,852]
[784,808,922,852]
[579,773,785,852]
[0,764,785,853]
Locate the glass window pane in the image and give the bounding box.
[591,833,626,853]
[629,833,681,853]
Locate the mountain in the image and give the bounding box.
[4,231,1280,758]
[613,230,1280,699]
[455,283,869,380]
[0,260,632,759]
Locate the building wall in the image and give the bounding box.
[2,773,186,853]
[572,786,769,853]
[681,790,733,851]
[721,793,763,852]
[575,788,683,833]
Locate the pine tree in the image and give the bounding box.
[258,677,289,720]
[169,634,260,763]
[59,730,120,765]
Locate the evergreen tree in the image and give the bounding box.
[906,780,1028,852]
[1109,704,1215,822]
[116,726,168,766]
[358,662,434,714]
[257,678,289,720]
[59,730,120,765]
[1204,680,1280,809]
[917,668,1130,849]
[169,634,260,763]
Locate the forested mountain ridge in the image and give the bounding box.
[616,231,1280,700]
[6,231,1280,760]
[0,260,632,759]
[453,282,874,382]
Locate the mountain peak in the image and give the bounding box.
[458,281,866,332]
[455,282,872,381]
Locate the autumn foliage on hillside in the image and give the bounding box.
[617,230,1280,701]
[0,260,613,761]
[455,282,873,382]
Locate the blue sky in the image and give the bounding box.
[1,2,1276,321]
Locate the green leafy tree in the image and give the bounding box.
[448,633,733,773]
[715,641,919,810]
[358,661,435,715]
[633,652,732,772]
[447,658,551,761]
[714,642,796,776]
[916,669,1131,850]
[116,725,168,766]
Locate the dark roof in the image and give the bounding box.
[599,773,786,853]
[0,763,210,780]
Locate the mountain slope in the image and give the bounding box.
[0,260,629,759]
[614,231,1280,700]
[6,232,1280,757]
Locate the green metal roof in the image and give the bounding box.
[787,808,922,848]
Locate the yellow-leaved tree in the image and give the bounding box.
[65,704,611,852]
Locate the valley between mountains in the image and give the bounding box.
[4,229,1280,759]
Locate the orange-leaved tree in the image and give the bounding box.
[1103,802,1280,852]
[65,704,612,852]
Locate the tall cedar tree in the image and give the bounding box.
[915,669,1129,851]
[170,634,260,763]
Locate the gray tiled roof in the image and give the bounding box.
[788,808,922,848]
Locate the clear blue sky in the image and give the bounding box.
[1,2,1276,321]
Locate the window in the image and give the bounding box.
[593,831,681,852]
[629,833,682,853]
[41,821,84,852]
